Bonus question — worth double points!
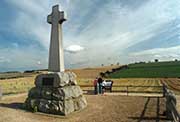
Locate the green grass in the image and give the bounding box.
[0,72,36,79]
[108,61,180,78]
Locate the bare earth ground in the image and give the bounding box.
[0,94,167,122]
[0,66,178,122]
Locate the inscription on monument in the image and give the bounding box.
[42,77,54,86]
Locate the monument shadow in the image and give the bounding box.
[128,97,168,122]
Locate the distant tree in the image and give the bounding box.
[106,70,111,74]
[112,68,117,72]
[101,64,104,67]
[117,62,120,65]
[139,61,146,64]
[175,59,178,62]
[111,64,114,66]
[155,59,159,62]
[100,72,105,77]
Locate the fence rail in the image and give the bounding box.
[163,84,180,122]
[80,83,180,121]
[80,85,163,95]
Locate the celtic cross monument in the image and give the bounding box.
[25,5,87,116]
[47,5,65,72]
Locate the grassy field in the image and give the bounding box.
[0,66,118,95]
[79,78,163,93]
[0,72,37,80]
[67,65,119,78]
[108,61,180,78]
[0,76,36,95]
[0,65,179,95]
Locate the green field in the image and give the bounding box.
[108,61,180,78]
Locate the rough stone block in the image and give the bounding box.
[64,99,74,115]
[25,98,39,110]
[41,87,53,100]
[38,99,52,113]
[74,96,87,111]
[33,98,75,115]
[28,87,41,99]
[68,72,77,85]
[52,86,83,100]
[29,87,53,100]
[25,71,87,115]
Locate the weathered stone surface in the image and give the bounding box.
[28,87,41,99]
[52,100,64,112]
[35,72,77,87]
[41,87,53,100]
[37,99,74,115]
[38,99,51,113]
[67,72,77,85]
[25,94,87,115]
[25,98,79,115]
[52,86,83,100]
[28,85,83,101]
[64,99,74,115]
[74,96,87,111]
[25,98,39,110]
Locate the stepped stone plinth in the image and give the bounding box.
[25,72,87,115]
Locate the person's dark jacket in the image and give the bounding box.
[97,78,103,84]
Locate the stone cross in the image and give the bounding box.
[47,5,66,72]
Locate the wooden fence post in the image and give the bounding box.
[127,86,128,96]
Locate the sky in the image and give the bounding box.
[0,0,180,72]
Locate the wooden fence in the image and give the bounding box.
[80,85,163,95]
[81,83,180,121]
[163,84,180,122]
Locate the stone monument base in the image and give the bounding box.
[25,72,87,115]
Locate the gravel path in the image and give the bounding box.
[0,94,167,122]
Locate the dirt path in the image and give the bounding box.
[0,94,167,122]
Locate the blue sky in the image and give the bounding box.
[0,0,180,71]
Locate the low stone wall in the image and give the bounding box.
[25,72,87,115]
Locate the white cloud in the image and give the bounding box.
[37,61,42,65]
[129,45,180,61]
[65,45,84,53]
[0,56,11,63]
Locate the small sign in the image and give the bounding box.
[42,77,54,86]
